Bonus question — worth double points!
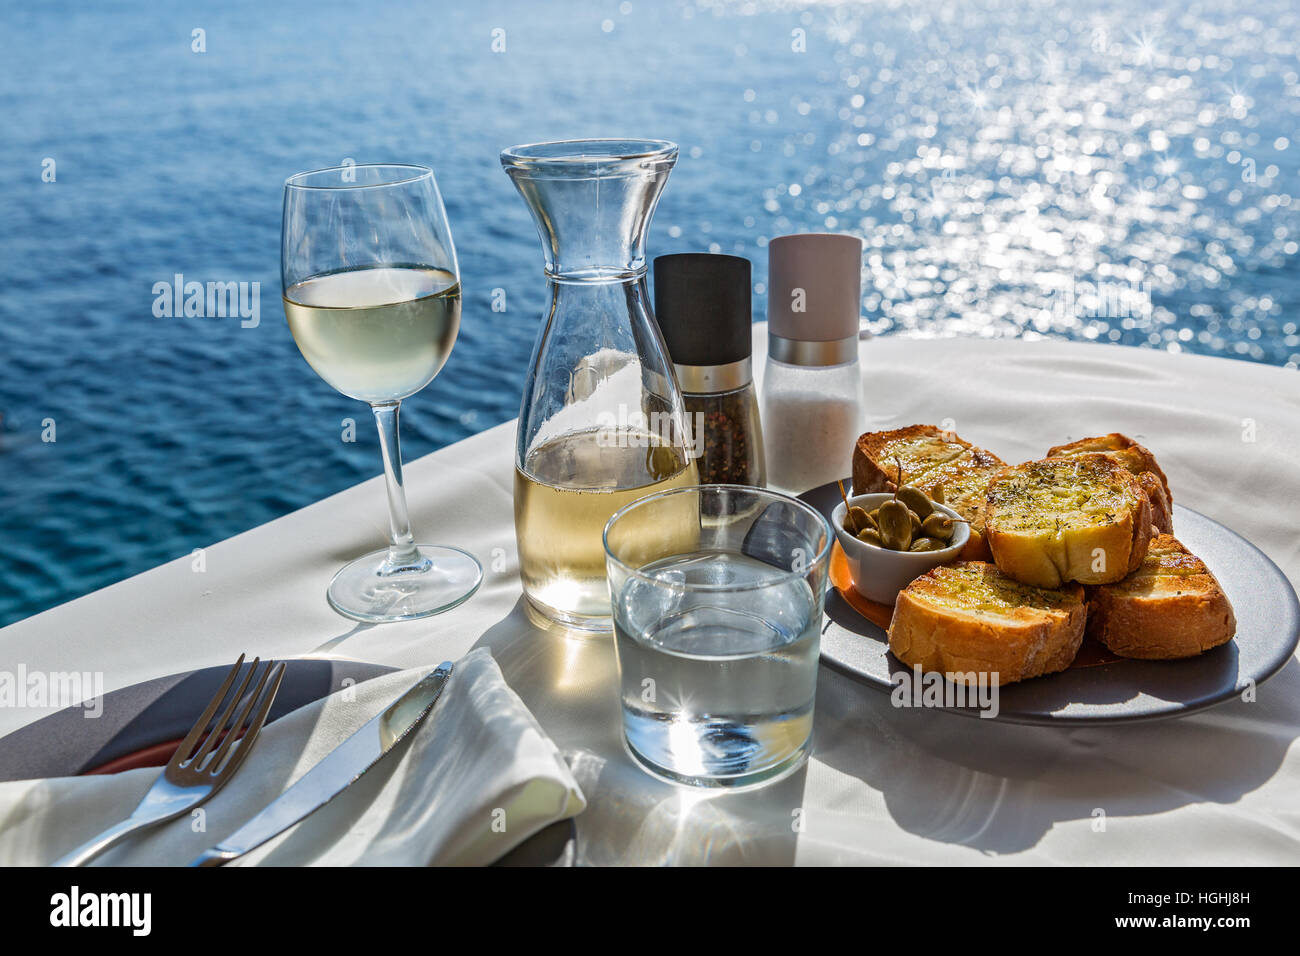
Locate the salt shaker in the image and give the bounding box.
[760,233,864,494]
[653,253,766,487]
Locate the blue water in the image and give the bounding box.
[2,0,1298,625]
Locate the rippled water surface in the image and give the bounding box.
[2,0,1297,624]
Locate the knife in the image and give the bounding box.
[189,661,454,867]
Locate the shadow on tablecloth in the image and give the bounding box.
[466,596,1300,861]
[812,657,1300,857]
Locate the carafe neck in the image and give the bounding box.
[502,140,678,281]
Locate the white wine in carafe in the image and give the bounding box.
[515,428,698,629]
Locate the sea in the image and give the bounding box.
[1,0,1297,624]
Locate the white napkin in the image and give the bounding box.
[0,649,585,866]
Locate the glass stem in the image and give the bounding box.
[370,401,421,571]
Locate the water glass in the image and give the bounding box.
[604,485,832,789]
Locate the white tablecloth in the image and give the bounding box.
[3,329,1299,865]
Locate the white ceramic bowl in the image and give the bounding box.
[831,493,969,605]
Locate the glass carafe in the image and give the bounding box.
[502,139,698,631]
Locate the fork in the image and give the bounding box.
[53,654,285,867]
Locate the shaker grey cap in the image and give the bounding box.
[766,233,864,341]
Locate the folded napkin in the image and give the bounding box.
[0,649,585,866]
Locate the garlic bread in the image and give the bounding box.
[1136,471,1174,535]
[1047,433,1173,532]
[888,561,1087,685]
[853,425,1005,559]
[1086,534,1236,659]
[985,454,1153,589]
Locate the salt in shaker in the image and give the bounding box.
[760,233,864,494]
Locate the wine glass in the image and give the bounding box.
[281,163,482,622]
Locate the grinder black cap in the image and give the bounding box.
[652,253,753,368]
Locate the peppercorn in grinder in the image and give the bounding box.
[652,253,766,487]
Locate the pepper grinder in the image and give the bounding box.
[653,253,766,487]
[760,233,864,494]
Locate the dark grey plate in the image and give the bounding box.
[800,480,1300,725]
[0,658,398,782]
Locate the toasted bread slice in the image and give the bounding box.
[888,562,1086,685]
[1136,471,1174,535]
[985,454,1153,588]
[1086,534,1236,659]
[853,425,1005,559]
[1047,433,1173,532]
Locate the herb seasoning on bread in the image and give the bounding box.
[1047,433,1173,534]
[983,454,1153,589]
[888,561,1087,685]
[1085,534,1236,659]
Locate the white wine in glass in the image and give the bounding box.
[282,164,481,622]
[284,266,460,404]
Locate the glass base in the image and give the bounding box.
[326,545,482,623]
[623,733,810,792]
[522,594,612,634]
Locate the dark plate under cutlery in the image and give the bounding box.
[0,658,397,782]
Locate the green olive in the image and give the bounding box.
[921,513,956,541]
[930,483,946,505]
[895,485,934,518]
[880,530,908,551]
[909,510,922,534]
[877,500,913,551]
[908,537,944,552]
[846,506,874,535]
[857,528,884,548]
